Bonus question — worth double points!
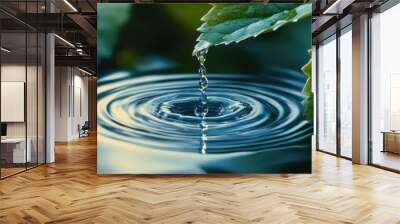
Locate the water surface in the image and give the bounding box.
[98,70,312,173]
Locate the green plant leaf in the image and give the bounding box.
[301,55,313,121]
[193,3,313,121]
[193,3,312,55]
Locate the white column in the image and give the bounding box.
[45,0,56,163]
[54,67,74,141]
[352,14,369,164]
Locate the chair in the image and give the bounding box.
[79,121,90,138]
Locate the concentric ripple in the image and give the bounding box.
[98,72,313,154]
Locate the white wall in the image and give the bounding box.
[1,65,38,138]
[1,65,26,139]
[1,82,25,122]
[72,73,89,138]
[1,65,26,81]
[54,67,89,141]
[1,63,46,164]
[55,67,69,141]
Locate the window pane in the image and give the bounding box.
[340,28,352,158]
[1,31,27,177]
[27,31,38,169]
[317,36,337,154]
[371,4,400,171]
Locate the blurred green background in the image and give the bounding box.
[97,3,311,78]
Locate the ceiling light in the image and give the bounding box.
[76,48,85,55]
[1,47,11,53]
[78,67,93,76]
[63,0,78,12]
[54,34,75,48]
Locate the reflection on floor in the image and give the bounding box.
[0,135,400,223]
[0,167,25,177]
[373,150,400,171]
[341,148,352,159]
[0,163,42,178]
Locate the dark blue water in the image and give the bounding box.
[97,69,312,173]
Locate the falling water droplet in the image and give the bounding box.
[199,76,208,91]
[194,49,209,154]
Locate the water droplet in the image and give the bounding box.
[198,55,206,64]
[199,76,208,91]
[195,49,208,65]
[193,48,210,154]
[201,144,207,154]
[200,120,208,129]
[199,65,207,75]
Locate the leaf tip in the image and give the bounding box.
[193,41,211,56]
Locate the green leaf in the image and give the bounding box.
[301,54,313,122]
[193,3,312,55]
[193,3,313,122]
[301,57,311,93]
[303,93,314,122]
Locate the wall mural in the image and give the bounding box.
[97,3,313,174]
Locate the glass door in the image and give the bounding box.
[1,30,28,178]
[27,30,38,169]
[370,3,400,171]
[317,35,337,154]
[0,1,47,179]
[339,26,352,159]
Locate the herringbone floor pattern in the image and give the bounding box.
[1,135,400,224]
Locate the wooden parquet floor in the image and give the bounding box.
[1,135,400,224]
